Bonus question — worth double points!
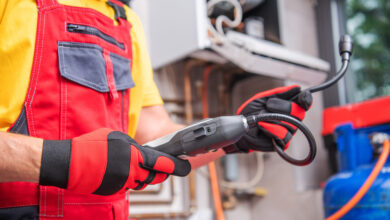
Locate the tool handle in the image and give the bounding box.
[144,115,248,157]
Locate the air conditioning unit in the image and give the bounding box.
[132,0,330,85]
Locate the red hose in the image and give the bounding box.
[326,140,390,220]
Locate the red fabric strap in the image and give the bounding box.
[39,186,64,218]
[36,0,59,8]
[103,49,119,100]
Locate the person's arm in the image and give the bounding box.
[0,131,43,183]
[0,128,190,195]
[135,105,226,169]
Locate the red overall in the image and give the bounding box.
[0,0,134,219]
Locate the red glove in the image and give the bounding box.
[224,85,312,153]
[39,128,191,195]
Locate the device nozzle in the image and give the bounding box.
[339,35,353,57]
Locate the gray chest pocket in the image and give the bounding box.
[58,41,135,92]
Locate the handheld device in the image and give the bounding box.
[144,35,353,166]
[145,116,249,157]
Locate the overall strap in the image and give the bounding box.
[36,0,59,9]
[107,0,127,21]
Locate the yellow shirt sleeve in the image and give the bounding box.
[126,9,163,108]
[0,0,38,131]
[126,8,163,136]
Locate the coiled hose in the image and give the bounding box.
[247,113,317,166]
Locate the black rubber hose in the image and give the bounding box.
[308,60,350,93]
[247,113,317,166]
[309,35,353,94]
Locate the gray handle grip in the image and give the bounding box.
[144,115,248,156]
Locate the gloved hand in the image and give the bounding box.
[224,85,313,153]
[39,128,191,195]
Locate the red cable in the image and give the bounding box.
[326,140,390,220]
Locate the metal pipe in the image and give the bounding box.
[202,65,226,220]
[184,60,204,124]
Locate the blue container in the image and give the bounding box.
[323,123,390,219]
[324,163,390,219]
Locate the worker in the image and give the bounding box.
[0,0,312,219]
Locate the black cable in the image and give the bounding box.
[309,35,353,93]
[247,113,317,166]
[308,60,350,93]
